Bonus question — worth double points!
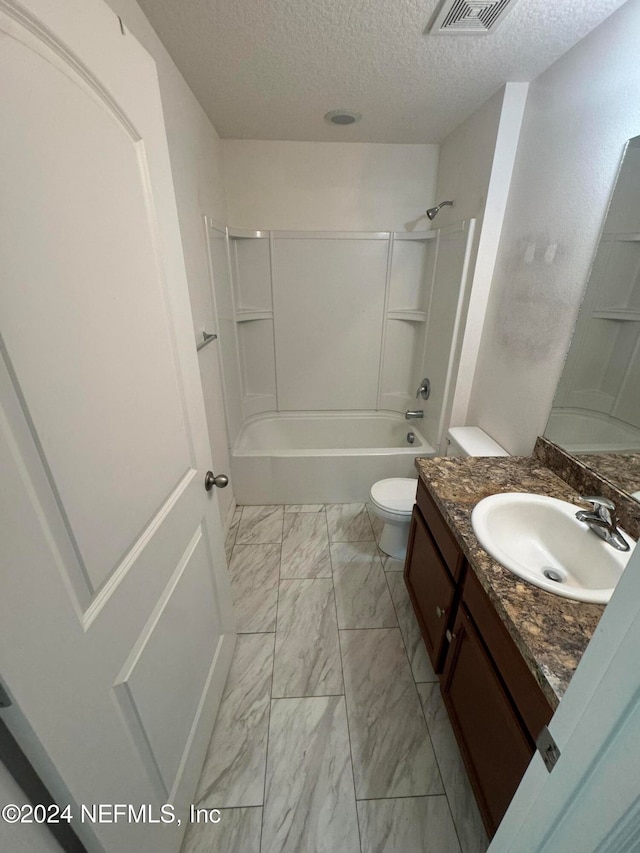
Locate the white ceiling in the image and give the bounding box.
[136,0,628,143]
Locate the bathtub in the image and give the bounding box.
[546,409,640,453]
[231,412,435,504]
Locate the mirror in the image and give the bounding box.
[544,135,640,501]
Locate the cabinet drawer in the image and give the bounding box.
[463,570,553,744]
[404,507,456,671]
[442,605,534,836]
[416,479,464,581]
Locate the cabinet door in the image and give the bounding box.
[441,606,534,836]
[404,507,456,671]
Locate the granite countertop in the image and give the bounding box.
[415,455,606,708]
[577,452,640,500]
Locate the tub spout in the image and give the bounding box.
[405,410,424,420]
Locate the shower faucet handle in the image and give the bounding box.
[416,378,431,400]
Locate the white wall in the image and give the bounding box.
[432,89,506,235]
[104,0,235,525]
[436,84,529,428]
[272,237,389,410]
[0,763,62,853]
[468,0,640,455]
[221,141,439,232]
[433,87,506,429]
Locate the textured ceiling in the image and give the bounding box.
[136,0,628,143]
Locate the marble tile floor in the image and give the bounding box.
[182,503,488,853]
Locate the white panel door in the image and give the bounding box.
[0,2,235,852]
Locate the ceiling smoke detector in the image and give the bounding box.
[429,0,518,35]
[325,109,362,126]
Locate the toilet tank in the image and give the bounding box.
[445,427,509,458]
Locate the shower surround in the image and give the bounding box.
[206,220,476,504]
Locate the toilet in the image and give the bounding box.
[445,426,509,459]
[370,427,508,561]
[369,477,418,560]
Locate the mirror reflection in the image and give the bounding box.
[545,136,640,501]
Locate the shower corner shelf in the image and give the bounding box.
[393,230,437,242]
[236,309,274,323]
[591,309,640,322]
[382,391,412,401]
[610,232,640,242]
[387,309,428,322]
[228,227,270,239]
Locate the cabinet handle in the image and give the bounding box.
[446,629,457,643]
[436,605,446,619]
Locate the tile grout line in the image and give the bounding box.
[339,625,403,633]
[355,792,455,803]
[258,699,272,851]
[444,788,466,853]
[330,523,364,853]
[324,508,345,697]
[237,629,280,635]
[268,691,347,700]
[329,538,378,543]
[380,553,448,803]
[327,509,362,851]
[365,503,377,543]
[259,506,284,853]
[419,683,468,853]
[226,504,243,564]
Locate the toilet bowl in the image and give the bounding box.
[370,428,508,561]
[369,477,418,560]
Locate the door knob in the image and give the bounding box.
[205,471,229,491]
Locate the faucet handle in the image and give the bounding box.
[416,378,431,400]
[579,495,616,523]
[579,495,616,511]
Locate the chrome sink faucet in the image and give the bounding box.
[575,496,630,552]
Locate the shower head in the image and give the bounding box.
[426,200,454,220]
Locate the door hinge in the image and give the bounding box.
[536,726,560,772]
[0,681,12,709]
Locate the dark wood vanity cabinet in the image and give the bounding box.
[404,479,464,672]
[404,508,455,671]
[405,479,554,837]
[441,597,536,834]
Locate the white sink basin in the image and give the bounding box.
[471,493,636,604]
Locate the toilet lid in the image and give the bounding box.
[370,478,417,513]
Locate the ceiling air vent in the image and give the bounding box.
[429,0,517,35]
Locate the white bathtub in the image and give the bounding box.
[546,409,640,453]
[231,412,435,504]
